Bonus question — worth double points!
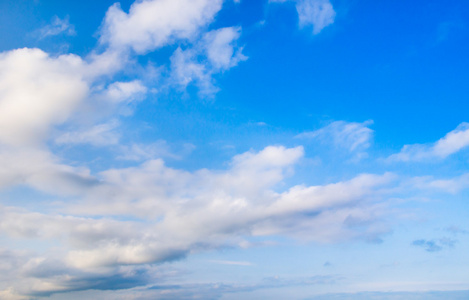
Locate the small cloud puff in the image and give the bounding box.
[296,0,336,34]
[269,0,336,34]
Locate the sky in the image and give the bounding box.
[0,0,469,299]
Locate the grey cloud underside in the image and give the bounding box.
[43,275,339,300]
[145,275,339,299]
[26,268,151,298]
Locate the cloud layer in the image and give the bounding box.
[0,143,397,297]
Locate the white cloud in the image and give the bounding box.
[0,0,246,148]
[0,0,399,298]
[433,123,469,156]
[0,48,88,146]
[389,122,469,162]
[0,49,146,148]
[0,244,154,298]
[0,48,149,148]
[170,47,215,93]
[410,173,469,194]
[100,0,223,54]
[90,0,246,98]
[100,80,148,104]
[269,0,336,34]
[204,27,247,71]
[84,49,128,79]
[0,146,96,196]
[0,144,398,297]
[170,26,246,96]
[296,0,336,34]
[296,120,373,160]
[36,16,76,39]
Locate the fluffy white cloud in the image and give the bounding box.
[389,122,469,162]
[296,0,336,34]
[84,49,128,78]
[204,27,246,71]
[0,48,88,146]
[0,47,152,147]
[92,0,246,97]
[100,0,223,53]
[0,0,241,151]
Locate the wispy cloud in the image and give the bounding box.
[208,260,253,266]
[388,122,469,162]
[117,141,195,161]
[35,16,76,39]
[269,0,336,34]
[297,120,373,152]
[409,173,469,194]
[55,120,120,147]
[296,120,373,161]
[169,26,247,97]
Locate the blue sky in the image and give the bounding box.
[0,0,469,299]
